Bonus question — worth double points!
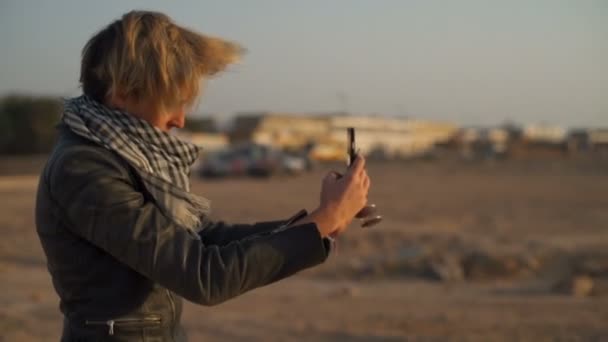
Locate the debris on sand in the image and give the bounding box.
[428,254,465,282]
[554,275,594,297]
[552,252,608,297]
[462,252,526,281]
[330,243,539,283]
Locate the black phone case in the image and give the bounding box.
[347,127,356,166]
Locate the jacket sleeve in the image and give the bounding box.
[198,221,285,246]
[197,210,307,246]
[47,147,330,306]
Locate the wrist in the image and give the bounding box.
[308,206,339,238]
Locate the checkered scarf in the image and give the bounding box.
[61,95,211,230]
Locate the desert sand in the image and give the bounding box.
[1,158,607,341]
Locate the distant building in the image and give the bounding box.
[230,112,458,161]
[326,115,458,159]
[173,131,229,152]
[568,128,608,156]
[454,127,510,160]
[522,124,567,144]
[230,112,329,148]
[589,129,608,153]
[509,124,568,159]
[567,129,591,154]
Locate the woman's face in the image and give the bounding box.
[135,102,187,132]
[108,95,187,132]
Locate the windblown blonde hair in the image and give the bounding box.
[80,10,243,110]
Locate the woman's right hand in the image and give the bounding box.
[310,155,370,238]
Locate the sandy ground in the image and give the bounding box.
[1,158,607,341]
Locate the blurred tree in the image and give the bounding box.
[0,95,62,154]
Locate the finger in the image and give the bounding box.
[325,170,342,182]
[347,156,365,180]
[362,174,370,189]
[357,157,368,177]
[355,170,368,187]
[350,154,365,173]
[360,167,368,179]
[358,154,366,169]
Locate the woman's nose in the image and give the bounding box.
[168,114,185,129]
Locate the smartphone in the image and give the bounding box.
[347,127,383,227]
[347,127,356,166]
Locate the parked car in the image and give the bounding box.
[198,149,247,178]
[237,143,282,177]
[198,143,309,179]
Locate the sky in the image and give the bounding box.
[1,0,607,127]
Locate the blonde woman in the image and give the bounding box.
[35,11,370,341]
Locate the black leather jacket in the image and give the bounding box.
[35,126,332,341]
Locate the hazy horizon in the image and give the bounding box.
[1,0,606,128]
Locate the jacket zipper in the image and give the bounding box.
[166,289,177,325]
[85,316,162,336]
[262,209,309,235]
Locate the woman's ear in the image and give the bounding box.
[106,91,128,110]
